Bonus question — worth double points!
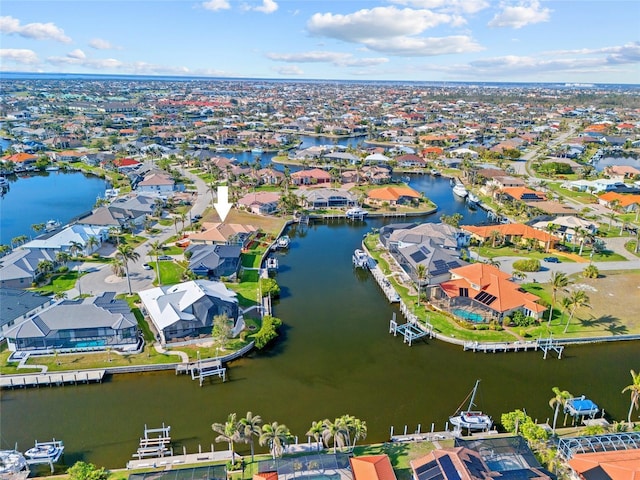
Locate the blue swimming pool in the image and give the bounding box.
[453,309,484,323]
[74,340,106,348]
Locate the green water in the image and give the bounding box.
[0,205,637,470]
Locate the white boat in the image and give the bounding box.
[276,235,290,249]
[431,169,442,176]
[452,183,468,198]
[467,192,480,205]
[449,380,492,431]
[352,249,370,269]
[0,450,29,476]
[251,148,263,155]
[266,257,278,270]
[345,206,368,219]
[45,219,61,231]
[45,166,59,171]
[24,440,64,462]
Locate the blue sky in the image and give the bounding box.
[1,0,638,84]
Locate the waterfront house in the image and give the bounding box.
[367,186,421,207]
[139,280,240,344]
[294,187,358,210]
[77,206,126,229]
[22,224,108,255]
[186,244,241,279]
[4,292,139,353]
[432,263,547,323]
[381,222,470,251]
[237,191,281,215]
[189,222,258,247]
[499,187,546,203]
[136,172,175,194]
[291,168,331,186]
[0,288,54,340]
[350,455,397,480]
[0,248,57,288]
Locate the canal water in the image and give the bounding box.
[0,171,108,246]
[0,174,637,470]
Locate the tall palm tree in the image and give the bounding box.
[415,264,427,302]
[116,244,140,295]
[549,387,572,434]
[69,240,85,259]
[321,418,348,453]
[55,251,71,269]
[212,413,239,464]
[306,420,324,451]
[562,289,591,333]
[111,255,125,277]
[548,272,570,326]
[345,416,367,450]
[237,411,262,462]
[622,369,640,425]
[148,240,163,285]
[259,421,292,459]
[85,235,99,255]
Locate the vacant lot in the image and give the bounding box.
[568,270,640,335]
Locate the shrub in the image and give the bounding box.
[57,265,69,273]
[511,310,535,327]
[67,461,108,480]
[512,259,541,272]
[583,265,599,278]
[252,315,283,349]
[260,277,280,298]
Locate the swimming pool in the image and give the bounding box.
[453,309,484,323]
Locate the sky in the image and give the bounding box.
[1,0,639,84]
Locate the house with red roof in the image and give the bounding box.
[431,263,547,323]
[367,186,421,206]
[462,223,559,251]
[111,157,141,172]
[351,455,397,480]
[291,168,331,186]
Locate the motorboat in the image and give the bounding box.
[276,235,290,249]
[345,206,368,219]
[452,183,468,198]
[24,440,64,462]
[251,148,263,155]
[45,219,61,231]
[449,380,492,431]
[0,177,9,188]
[467,192,480,205]
[430,169,442,176]
[352,249,370,269]
[45,165,60,171]
[0,450,29,476]
[266,257,278,270]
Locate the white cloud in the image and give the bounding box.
[307,7,456,43]
[254,0,278,14]
[67,49,86,60]
[0,16,71,43]
[488,1,551,29]
[89,38,117,50]
[390,0,489,14]
[273,65,304,76]
[0,48,39,64]
[364,35,483,56]
[267,51,388,67]
[202,0,231,11]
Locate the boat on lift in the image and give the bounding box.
[345,206,368,219]
[24,440,64,462]
[452,182,468,198]
[352,249,371,269]
[275,235,290,249]
[449,380,492,431]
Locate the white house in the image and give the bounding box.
[136,173,175,194]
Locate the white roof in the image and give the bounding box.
[22,224,106,251]
[365,153,391,162]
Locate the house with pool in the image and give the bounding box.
[4,292,139,353]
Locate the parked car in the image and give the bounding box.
[158,255,173,261]
[544,257,560,263]
[193,214,202,220]
[142,263,153,270]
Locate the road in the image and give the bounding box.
[68,168,211,298]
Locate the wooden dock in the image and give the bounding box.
[463,340,539,353]
[0,370,105,389]
[176,358,226,386]
[389,312,433,346]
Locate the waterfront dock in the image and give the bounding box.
[369,265,401,303]
[176,358,226,386]
[0,370,105,389]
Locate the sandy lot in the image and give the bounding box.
[569,270,640,335]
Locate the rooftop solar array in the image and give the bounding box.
[415,460,445,480]
[431,259,461,277]
[475,291,497,306]
[438,455,461,480]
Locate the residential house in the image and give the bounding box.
[77,206,127,229]
[237,191,281,215]
[22,224,108,254]
[0,248,57,289]
[111,157,141,172]
[531,215,597,243]
[432,263,547,322]
[362,166,392,184]
[139,280,240,344]
[55,150,86,163]
[381,222,470,251]
[189,222,257,247]
[291,168,331,186]
[137,172,175,194]
[256,168,285,186]
[186,244,241,279]
[350,456,397,480]
[0,288,54,339]
[499,187,546,203]
[294,188,357,209]
[109,194,158,226]
[4,292,139,353]
[605,165,640,179]
[367,186,421,206]
[2,152,38,170]
[462,223,559,250]
[598,191,640,212]
[396,154,427,168]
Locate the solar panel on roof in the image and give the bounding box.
[410,250,427,263]
[438,455,461,480]
[475,291,497,305]
[415,461,445,480]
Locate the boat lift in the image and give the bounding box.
[24,439,64,473]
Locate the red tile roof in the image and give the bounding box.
[350,455,397,480]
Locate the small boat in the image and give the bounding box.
[449,380,492,431]
[45,166,59,172]
[431,169,441,176]
[251,148,263,155]
[0,450,29,476]
[266,257,278,270]
[352,249,371,269]
[564,395,600,419]
[24,440,64,462]
[45,219,61,231]
[466,192,480,205]
[452,183,468,198]
[345,206,368,219]
[401,175,411,183]
[276,235,290,249]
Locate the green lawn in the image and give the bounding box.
[155,260,186,285]
[226,269,260,307]
[34,271,81,296]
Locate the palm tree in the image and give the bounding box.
[549,387,572,434]
[306,420,324,451]
[548,271,570,326]
[85,235,99,255]
[69,240,84,259]
[237,411,262,462]
[259,421,292,459]
[31,223,46,236]
[108,226,122,245]
[111,255,125,277]
[346,416,367,450]
[562,289,591,334]
[37,259,54,278]
[148,240,163,285]
[116,244,140,295]
[212,413,240,464]
[622,369,640,425]
[55,251,71,269]
[321,418,348,453]
[415,264,427,302]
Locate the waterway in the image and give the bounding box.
[0,171,108,246]
[0,174,637,471]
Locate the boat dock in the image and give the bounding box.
[389,312,434,346]
[176,358,226,386]
[24,439,64,473]
[127,445,232,470]
[0,370,105,389]
[462,336,564,359]
[133,424,172,460]
[369,265,400,303]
